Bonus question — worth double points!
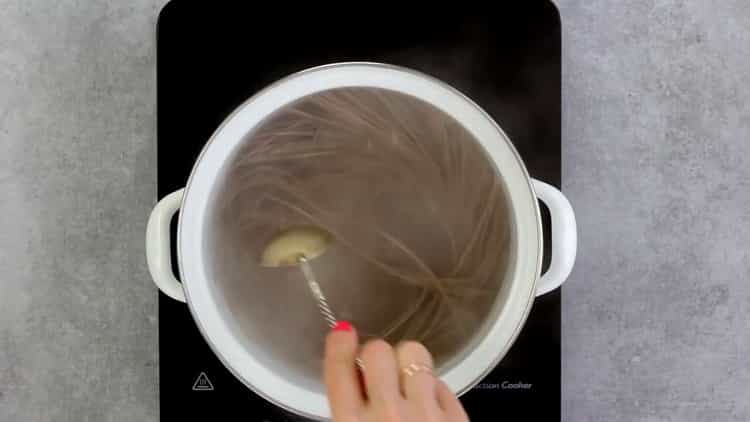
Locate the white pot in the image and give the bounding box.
[146,63,577,420]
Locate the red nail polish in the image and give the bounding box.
[332,320,352,332]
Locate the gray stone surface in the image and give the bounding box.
[0,0,748,421]
[0,1,166,421]
[558,1,750,421]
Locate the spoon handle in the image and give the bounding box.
[299,259,337,327]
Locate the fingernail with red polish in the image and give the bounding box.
[332,320,352,332]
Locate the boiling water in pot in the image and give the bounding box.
[205,87,515,392]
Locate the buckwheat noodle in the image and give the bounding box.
[217,87,511,370]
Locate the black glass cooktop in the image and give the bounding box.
[156,2,562,420]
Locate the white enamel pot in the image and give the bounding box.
[146,63,577,420]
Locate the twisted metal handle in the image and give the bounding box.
[299,258,337,327]
[299,257,364,369]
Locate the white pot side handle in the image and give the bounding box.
[146,188,186,302]
[531,179,578,296]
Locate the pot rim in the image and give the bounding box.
[175,62,543,420]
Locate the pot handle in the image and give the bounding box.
[146,188,186,302]
[531,179,578,296]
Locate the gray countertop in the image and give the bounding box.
[1,1,748,421]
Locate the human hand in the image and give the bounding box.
[323,321,470,422]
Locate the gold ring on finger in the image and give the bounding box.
[402,362,433,377]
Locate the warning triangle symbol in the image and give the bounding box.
[192,372,214,391]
